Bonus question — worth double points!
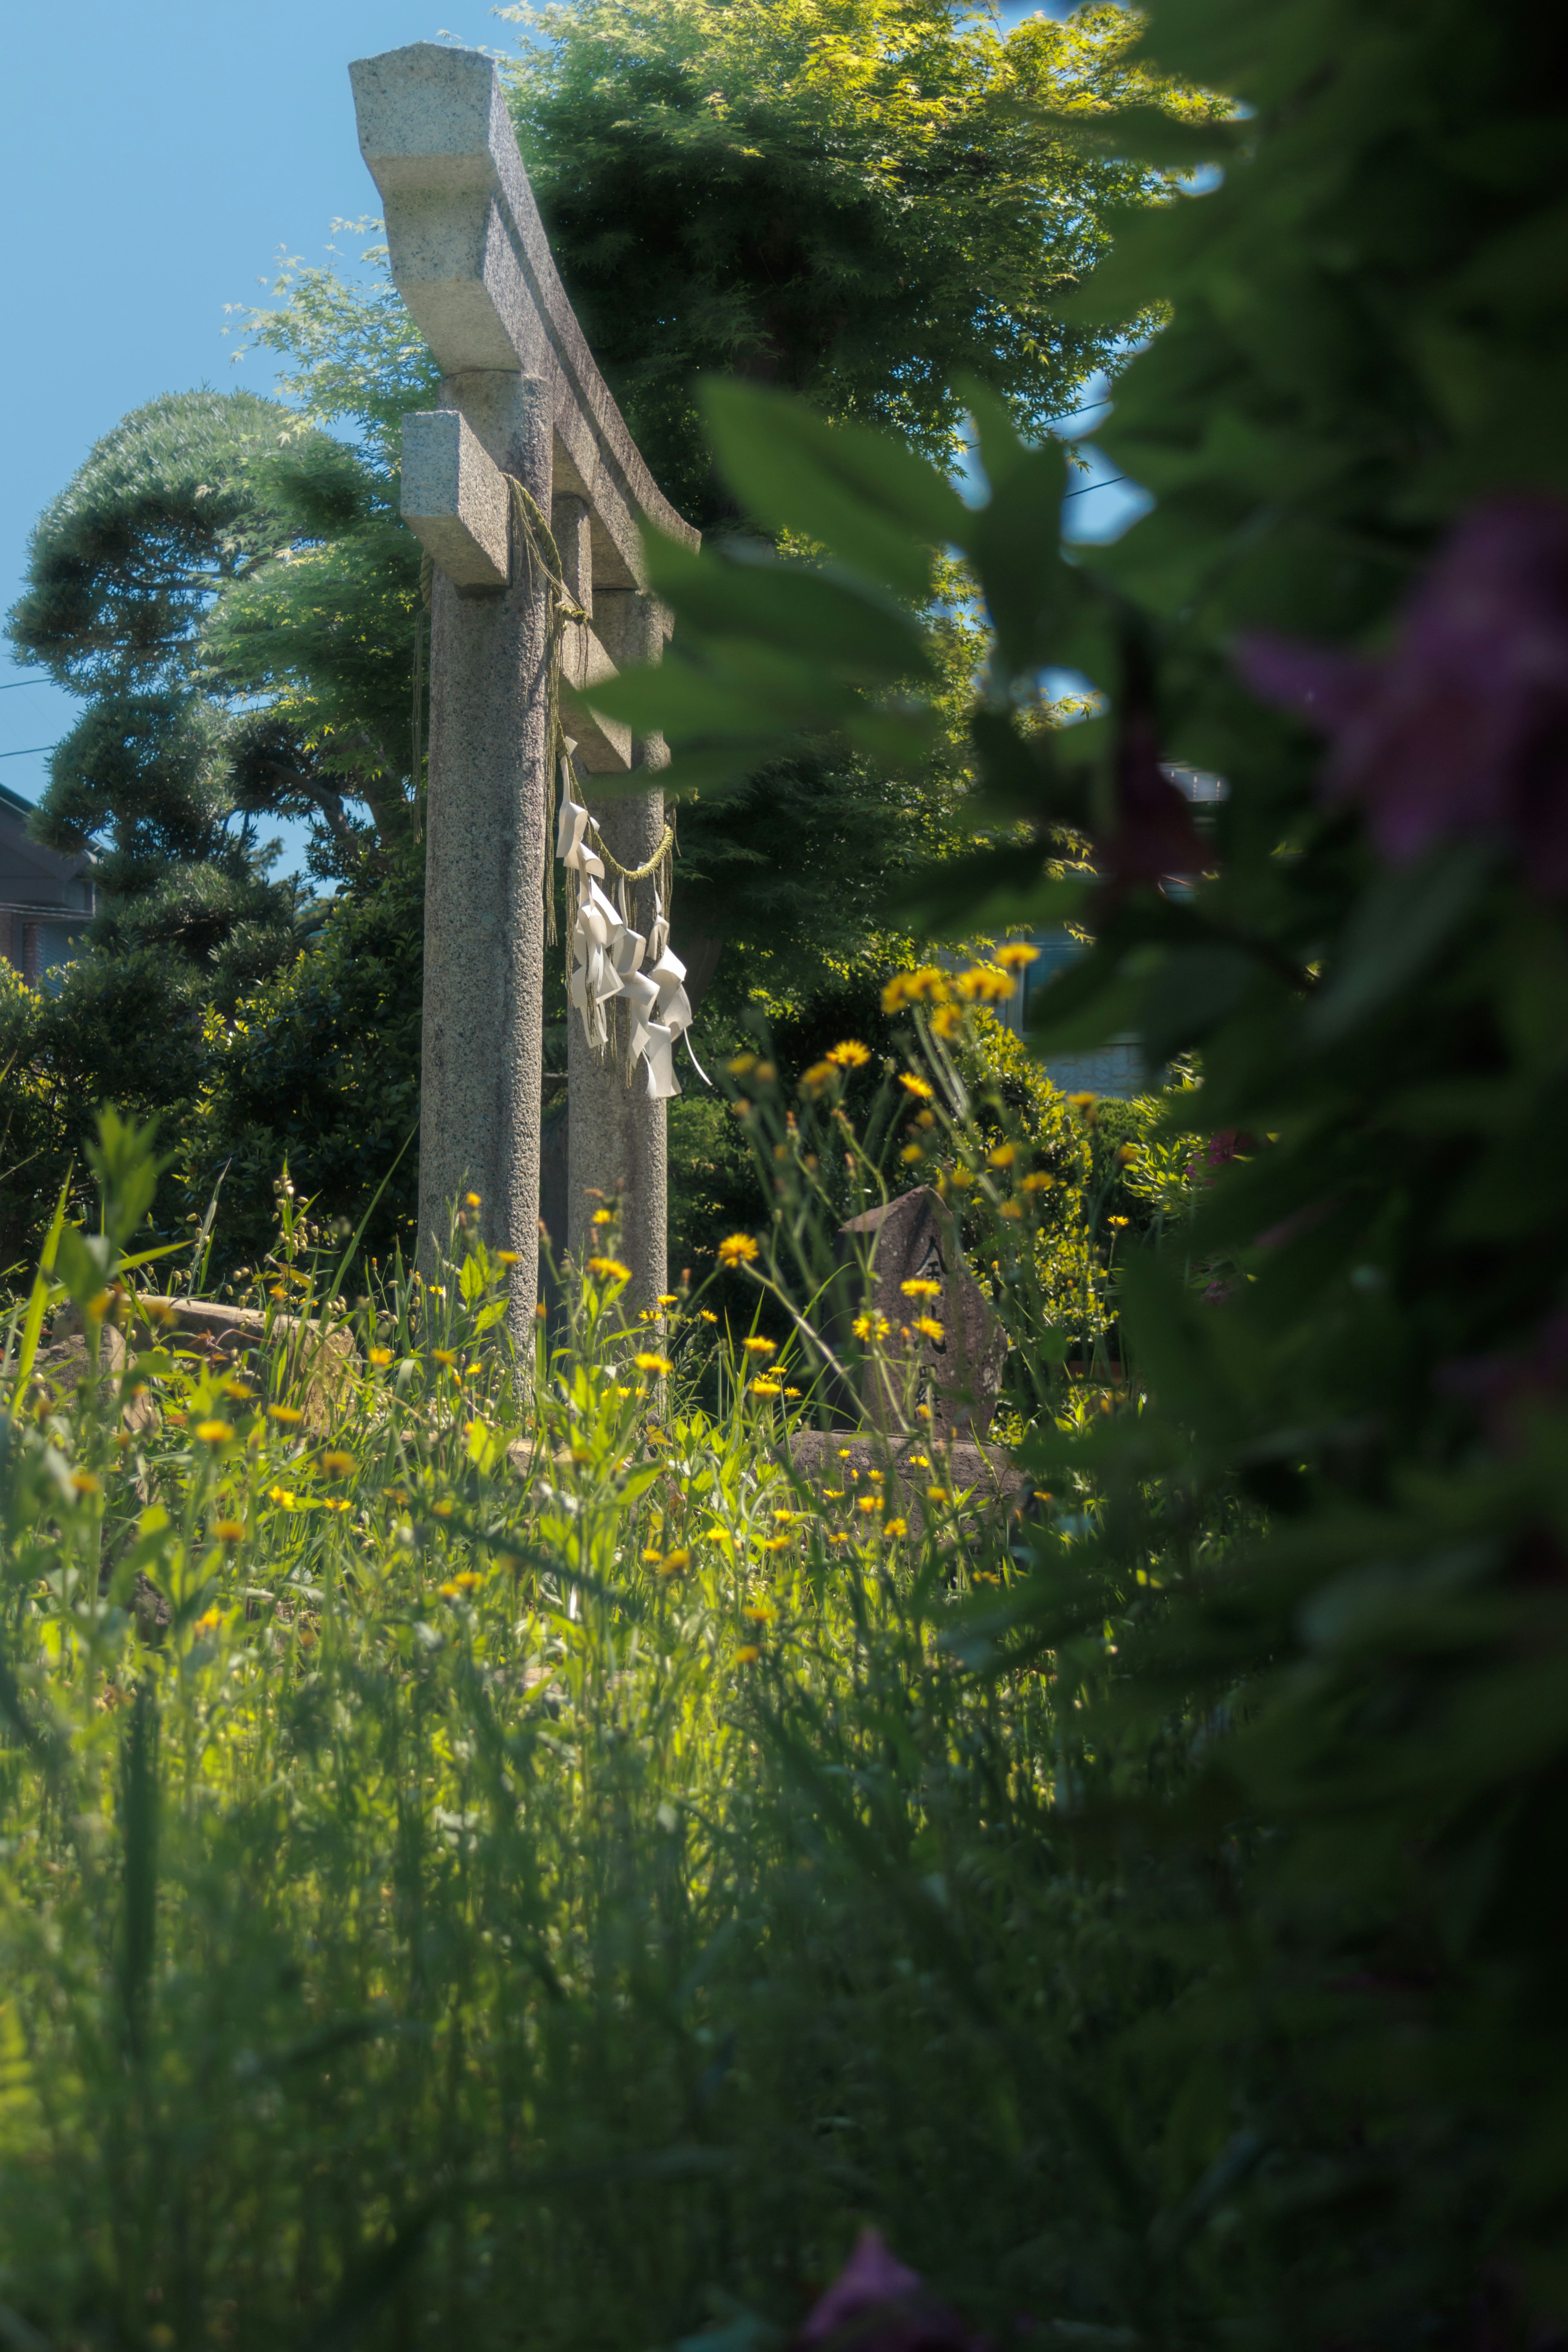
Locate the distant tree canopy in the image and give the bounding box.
[9,388,420,933]
[502,0,1193,526]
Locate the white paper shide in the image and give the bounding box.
[556,781,706,1100]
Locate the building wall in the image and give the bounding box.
[0,784,94,987]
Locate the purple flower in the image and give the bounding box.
[795,2231,986,2352]
[1236,496,1568,888]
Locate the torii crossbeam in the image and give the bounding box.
[351,42,699,1334]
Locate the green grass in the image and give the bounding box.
[0,1149,1207,2352]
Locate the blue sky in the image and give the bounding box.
[0,0,1144,873]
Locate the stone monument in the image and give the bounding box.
[350,43,699,1332]
[838,1187,1007,1437]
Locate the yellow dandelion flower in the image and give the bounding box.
[431,1348,457,1366]
[901,1278,941,1299]
[826,1039,871,1069]
[914,1315,945,1343]
[1107,1214,1130,1228]
[988,1140,1018,1168]
[784,1385,801,1397]
[368,1346,393,1367]
[195,1608,224,1635]
[930,1004,963,1040]
[592,1207,615,1226]
[658,1549,690,1575]
[641,1545,664,1564]
[453,1570,481,1592]
[762,1535,791,1552]
[497,1249,520,1266]
[745,1604,774,1623]
[882,965,948,1013]
[956,966,1016,1002]
[1116,1143,1140,1165]
[898,1072,934,1099]
[700,1308,719,1324]
[995,941,1039,971]
[717,1233,759,1267]
[735,1644,762,1666]
[321,1450,355,1477]
[884,1517,909,1538]
[432,1499,455,1519]
[726,1052,757,1077]
[70,1470,101,1497]
[998,1199,1024,1219]
[657,1293,680,1306]
[742,1335,776,1356]
[750,1378,783,1398]
[900,1144,925,1164]
[852,1311,891,1343]
[858,1495,881,1516]
[1022,1171,1055,1193]
[949,1165,973,1188]
[800,1059,838,1093]
[587,1256,632,1282]
[214,1519,245,1542]
[439,1581,462,1601]
[195,1419,235,1446]
[925,1486,949,1506]
[755,1062,777,1082]
[1066,1091,1099,1123]
[465,1191,481,1208]
[634,1351,674,1376]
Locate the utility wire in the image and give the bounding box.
[0,678,49,690]
[0,744,57,760]
[1063,473,1131,500]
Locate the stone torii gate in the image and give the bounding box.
[350,42,699,1334]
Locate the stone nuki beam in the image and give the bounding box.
[401,408,509,590]
[351,41,699,1330]
[401,404,633,771]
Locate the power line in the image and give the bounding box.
[0,678,49,690]
[0,744,57,760]
[1063,473,1131,500]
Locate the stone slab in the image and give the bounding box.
[790,1428,1027,1537]
[838,1187,1008,1437]
[136,1298,358,1433]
